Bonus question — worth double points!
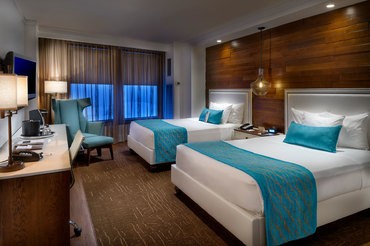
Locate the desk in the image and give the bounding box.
[0,124,70,246]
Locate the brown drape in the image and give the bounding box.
[38,38,165,143]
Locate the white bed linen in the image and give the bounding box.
[129,118,239,150]
[175,135,370,215]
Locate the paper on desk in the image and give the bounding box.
[16,139,45,145]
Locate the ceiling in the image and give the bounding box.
[14,0,365,47]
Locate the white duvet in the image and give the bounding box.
[129,118,239,149]
[176,135,370,215]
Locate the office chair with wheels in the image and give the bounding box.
[69,130,84,236]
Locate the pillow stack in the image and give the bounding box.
[285,108,369,151]
[199,102,245,125]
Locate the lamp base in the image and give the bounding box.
[0,160,25,172]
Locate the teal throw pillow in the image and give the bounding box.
[284,122,342,153]
[199,108,209,122]
[207,109,224,124]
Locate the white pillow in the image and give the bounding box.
[302,112,345,126]
[228,103,244,124]
[335,113,369,150]
[291,108,305,124]
[291,108,344,126]
[291,108,369,150]
[209,102,232,124]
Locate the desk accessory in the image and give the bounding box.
[12,151,43,162]
[0,74,28,172]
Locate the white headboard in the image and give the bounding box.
[209,89,252,124]
[285,88,370,143]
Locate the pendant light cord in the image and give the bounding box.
[258,27,265,69]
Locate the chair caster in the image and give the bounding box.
[74,227,82,237]
[70,219,82,237]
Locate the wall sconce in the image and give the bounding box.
[251,27,271,96]
[0,74,28,172]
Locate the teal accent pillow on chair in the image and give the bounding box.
[52,98,114,164]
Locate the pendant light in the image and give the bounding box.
[251,27,270,96]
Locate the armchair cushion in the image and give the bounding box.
[82,135,113,149]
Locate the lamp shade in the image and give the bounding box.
[44,80,68,94]
[17,75,28,107]
[0,74,18,110]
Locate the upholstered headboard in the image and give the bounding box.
[285,88,370,143]
[209,89,252,124]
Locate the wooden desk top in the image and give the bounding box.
[0,124,70,180]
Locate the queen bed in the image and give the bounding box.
[171,88,370,245]
[127,89,252,166]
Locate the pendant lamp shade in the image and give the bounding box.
[251,27,270,96]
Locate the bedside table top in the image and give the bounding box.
[234,128,279,137]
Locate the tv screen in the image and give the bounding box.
[5,52,37,100]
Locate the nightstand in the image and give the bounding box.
[233,128,278,140]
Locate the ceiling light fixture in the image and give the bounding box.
[326,3,335,8]
[250,27,270,96]
[216,40,222,43]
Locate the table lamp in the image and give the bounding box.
[0,74,28,172]
[44,80,68,98]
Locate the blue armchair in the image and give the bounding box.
[52,98,114,164]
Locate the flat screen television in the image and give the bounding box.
[5,51,37,100]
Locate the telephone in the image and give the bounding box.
[12,151,43,162]
[240,123,254,130]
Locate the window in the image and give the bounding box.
[70,83,113,121]
[124,85,158,120]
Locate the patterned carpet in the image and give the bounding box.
[77,143,370,246]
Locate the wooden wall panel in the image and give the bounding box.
[206,1,370,132]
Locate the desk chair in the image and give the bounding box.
[69,130,84,236]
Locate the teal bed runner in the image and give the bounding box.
[185,141,317,246]
[136,119,188,163]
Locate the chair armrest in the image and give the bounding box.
[87,121,104,135]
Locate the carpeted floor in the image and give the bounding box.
[77,143,370,246]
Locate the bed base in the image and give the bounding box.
[128,135,173,171]
[171,164,370,246]
[127,134,155,165]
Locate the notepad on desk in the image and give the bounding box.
[14,140,44,152]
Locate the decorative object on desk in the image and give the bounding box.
[22,120,41,136]
[0,74,28,172]
[250,27,271,96]
[29,109,47,128]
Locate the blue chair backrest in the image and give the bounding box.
[52,98,91,145]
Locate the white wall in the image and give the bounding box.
[0,0,37,148]
[191,46,206,117]
[173,42,192,118]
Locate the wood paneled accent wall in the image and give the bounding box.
[206,1,370,132]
